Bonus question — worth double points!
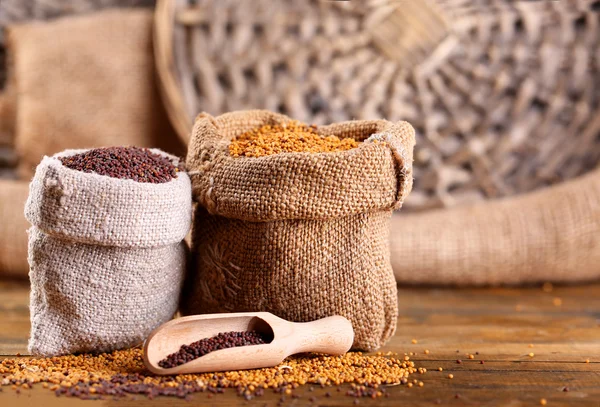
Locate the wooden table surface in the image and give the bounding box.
[1,279,599,406]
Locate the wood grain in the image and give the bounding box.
[1,280,599,406]
[144,313,353,374]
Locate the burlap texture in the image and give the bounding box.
[184,110,415,351]
[28,228,187,356]
[26,149,192,248]
[25,149,192,356]
[391,168,600,285]
[5,8,183,178]
[0,179,29,278]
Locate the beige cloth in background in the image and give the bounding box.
[391,169,600,285]
[0,180,30,278]
[6,8,183,178]
[0,8,183,278]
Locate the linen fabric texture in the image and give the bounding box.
[25,149,192,356]
[184,110,415,351]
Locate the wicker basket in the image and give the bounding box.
[154,0,600,212]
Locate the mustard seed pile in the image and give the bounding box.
[158,330,271,369]
[59,146,182,183]
[228,121,359,157]
[0,349,421,401]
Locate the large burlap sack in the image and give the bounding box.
[5,8,183,178]
[0,179,29,278]
[25,149,192,356]
[183,110,415,351]
[391,168,600,285]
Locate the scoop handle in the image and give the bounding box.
[286,316,354,356]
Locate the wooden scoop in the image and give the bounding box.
[143,312,354,375]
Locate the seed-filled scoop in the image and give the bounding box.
[143,312,354,375]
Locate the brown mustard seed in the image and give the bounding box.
[0,349,421,401]
[60,146,182,183]
[158,330,271,369]
[229,121,359,157]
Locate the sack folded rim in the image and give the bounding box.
[25,148,192,248]
[187,110,415,221]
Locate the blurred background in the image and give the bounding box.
[0,0,599,285]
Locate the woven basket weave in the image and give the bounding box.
[155,0,600,212]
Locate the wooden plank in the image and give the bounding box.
[398,285,600,314]
[0,281,599,405]
[0,367,599,407]
[0,280,30,356]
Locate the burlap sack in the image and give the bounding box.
[391,168,600,285]
[0,179,29,278]
[183,110,415,351]
[25,149,192,356]
[5,8,183,178]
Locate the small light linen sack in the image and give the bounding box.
[25,149,192,356]
[183,110,415,351]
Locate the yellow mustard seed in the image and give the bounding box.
[540,398,548,405]
[424,350,430,355]
[438,367,443,372]
[448,374,454,379]
[229,121,359,157]
[529,353,535,358]
[411,339,418,344]
[0,348,422,400]
[468,354,474,359]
